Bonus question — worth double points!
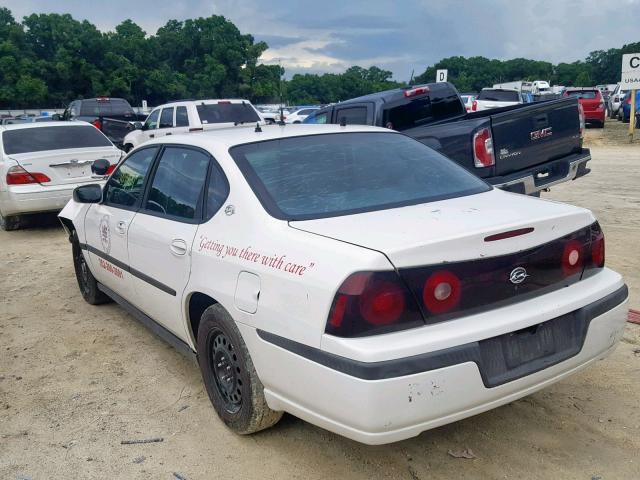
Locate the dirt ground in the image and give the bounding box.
[1,119,639,480]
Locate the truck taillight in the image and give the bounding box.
[6,165,51,185]
[471,100,478,111]
[578,104,585,139]
[473,128,495,168]
[92,118,102,130]
[326,271,423,337]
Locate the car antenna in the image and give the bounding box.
[340,116,347,127]
[255,122,262,132]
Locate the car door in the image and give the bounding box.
[83,146,159,301]
[127,146,212,339]
[141,108,160,142]
[154,107,175,140]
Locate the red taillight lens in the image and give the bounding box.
[422,270,461,314]
[578,103,585,139]
[473,127,495,168]
[92,118,102,130]
[105,164,117,175]
[591,233,605,268]
[471,100,477,111]
[6,166,51,185]
[562,239,584,276]
[404,86,430,98]
[326,271,423,337]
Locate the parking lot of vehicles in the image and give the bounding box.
[62,97,144,147]
[57,123,627,445]
[284,107,320,123]
[122,99,263,151]
[0,122,122,230]
[309,82,591,196]
[472,88,523,111]
[607,84,628,119]
[564,88,606,128]
[617,90,640,124]
[460,93,476,112]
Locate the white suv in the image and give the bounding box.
[0,122,122,230]
[122,99,264,152]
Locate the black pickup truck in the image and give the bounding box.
[62,97,145,148]
[306,83,591,195]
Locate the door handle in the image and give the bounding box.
[170,238,188,256]
[149,134,155,138]
[166,132,172,135]
[115,220,127,235]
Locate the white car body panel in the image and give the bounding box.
[59,124,629,444]
[0,122,121,217]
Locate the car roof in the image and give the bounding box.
[152,99,254,109]
[481,87,519,92]
[143,123,390,150]
[0,120,92,132]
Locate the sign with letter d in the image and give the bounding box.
[436,69,448,83]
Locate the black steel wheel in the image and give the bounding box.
[197,304,282,434]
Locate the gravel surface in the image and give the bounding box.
[1,119,639,480]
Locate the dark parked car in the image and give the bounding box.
[305,82,591,196]
[62,97,145,147]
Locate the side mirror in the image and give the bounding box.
[132,121,143,130]
[73,184,102,204]
[52,113,61,121]
[91,158,110,176]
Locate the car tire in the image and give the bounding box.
[0,211,21,231]
[72,233,111,305]
[197,304,283,435]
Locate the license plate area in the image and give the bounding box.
[478,312,586,387]
[533,160,569,186]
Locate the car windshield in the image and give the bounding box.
[230,132,490,220]
[477,90,520,102]
[196,103,260,124]
[79,99,135,117]
[566,90,599,99]
[2,126,112,154]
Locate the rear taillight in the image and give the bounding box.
[422,270,461,314]
[473,128,495,168]
[471,100,478,111]
[591,233,605,268]
[326,271,423,337]
[92,118,102,130]
[578,104,585,138]
[562,239,584,276]
[6,165,51,185]
[105,164,117,175]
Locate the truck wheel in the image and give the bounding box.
[72,233,110,305]
[0,212,21,231]
[197,304,283,435]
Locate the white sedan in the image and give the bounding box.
[284,107,320,123]
[59,124,628,444]
[0,122,122,230]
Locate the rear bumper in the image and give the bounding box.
[584,110,605,122]
[0,181,100,216]
[489,149,591,195]
[242,270,627,444]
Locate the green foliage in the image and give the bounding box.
[0,6,636,108]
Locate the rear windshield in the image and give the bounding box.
[477,90,520,102]
[196,103,260,124]
[230,132,490,220]
[80,99,135,117]
[2,126,113,154]
[382,92,464,130]
[565,90,599,99]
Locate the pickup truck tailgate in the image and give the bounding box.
[491,97,582,176]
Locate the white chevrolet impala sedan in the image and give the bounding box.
[59,124,628,444]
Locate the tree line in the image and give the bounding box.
[0,7,637,108]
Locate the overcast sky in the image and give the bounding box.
[4,0,640,80]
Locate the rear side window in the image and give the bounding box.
[159,108,174,129]
[477,90,520,102]
[2,126,112,154]
[196,103,260,124]
[144,147,210,220]
[175,106,189,127]
[104,147,158,208]
[205,161,230,220]
[230,132,490,220]
[383,92,464,131]
[335,107,368,125]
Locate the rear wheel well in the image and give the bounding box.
[188,292,218,346]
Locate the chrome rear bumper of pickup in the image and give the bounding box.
[490,151,591,195]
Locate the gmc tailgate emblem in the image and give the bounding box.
[531,127,553,140]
